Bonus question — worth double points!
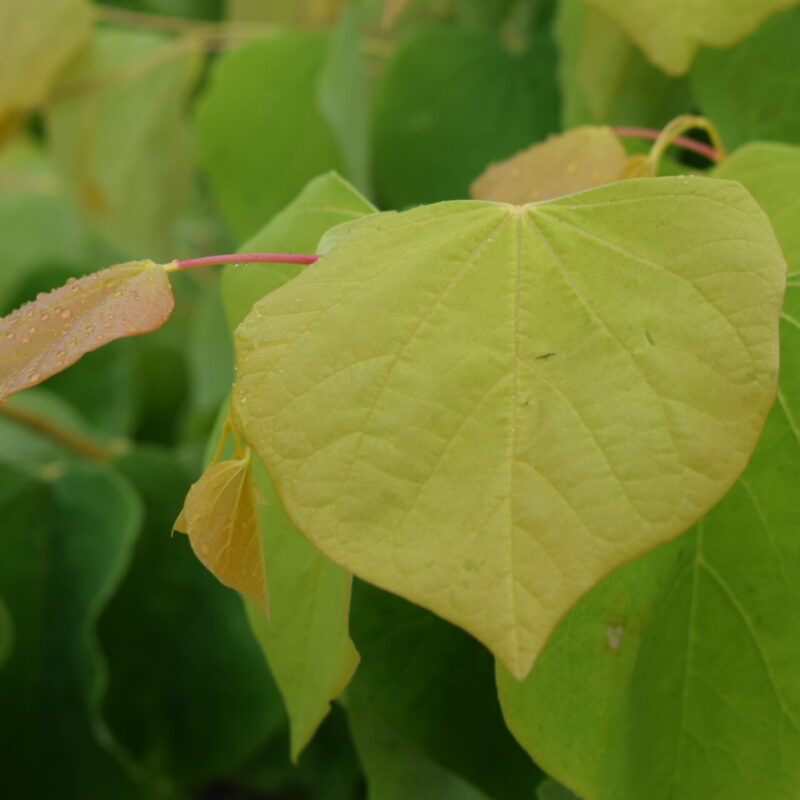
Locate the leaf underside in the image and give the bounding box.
[234,176,784,678]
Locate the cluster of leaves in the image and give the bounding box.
[1,1,800,799]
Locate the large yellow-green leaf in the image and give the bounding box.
[46,28,200,259]
[713,143,800,272]
[220,173,371,757]
[0,0,93,133]
[585,0,800,75]
[496,279,800,800]
[234,177,784,679]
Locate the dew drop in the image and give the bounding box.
[5,332,15,340]
[60,309,71,319]
[28,326,36,334]
[199,544,210,555]
[56,350,66,361]
[68,338,77,346]
[114,290,123,298]
[40,312,50,321]
[21,336,30,343]
[29,373,41,382]
[95,334,103,341]
[84,324,95,333]
[103,322,111,329]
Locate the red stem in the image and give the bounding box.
[612,126,721,162]
[173,252,319,271]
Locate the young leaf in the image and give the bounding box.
[174,452,268,615]
[0,260,174,403]
[689,8,800,150]
[234,178,785,679]
[585,0,800,75]
[496,282,800,800]
[556,0,690,129]
[470,126,652,204]
[0,0,92,136]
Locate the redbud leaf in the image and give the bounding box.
[470,126,653,204]
[174,454,269,615]
[235,178,785,679]
[0,259,174,402]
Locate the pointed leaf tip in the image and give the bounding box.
[0,259,174,402]
[175,455,269,615]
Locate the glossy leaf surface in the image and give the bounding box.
[235,178,784,678]
[0,260,174,402]
[586,0,800,75]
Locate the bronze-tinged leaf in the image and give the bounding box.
[470,126,653,204]
[0,260,174,402]
[174,456,269,615]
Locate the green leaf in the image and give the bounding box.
[318,6,371,195]
[690,8,800,151]
[372,24,559,208]
[496,282,800,800]
[218,174,370,758]
[234,178,784,679]
[0,460,143,799]
[0,0,92,133]
[46,27,200,259]
[100,449,284,788]
[195,33,350,240]
[348,581,542,799]
[713,143,800,272]
[346,689,492,800]
[555,0,690,129]
[245,458,359,760]
[221,171,376,329]
[584,0,800,75]
[0,594,13,670]
[537,779,581,800]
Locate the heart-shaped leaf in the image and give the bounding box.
[0,260,174,402]
[234,177,784,678]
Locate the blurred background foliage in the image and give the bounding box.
[1,0,798,798]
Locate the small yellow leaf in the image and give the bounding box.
[470,126,649,204]
[174,455,269,615]
[0,260,174,402]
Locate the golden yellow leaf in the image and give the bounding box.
[174,454,269,615]
[0,260,174,402]
[470,126,653,204]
